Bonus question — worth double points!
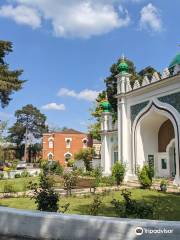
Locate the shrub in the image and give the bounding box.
[3,181,15,193]
[160,179,168,192]
[111,189,153,219]
[89,194,102,215]
[14,173,21,178]
[63,171,77,196]
[137,165,153,189]
[112,162,125,186]
[0,173,4,180]
[30,171,59,212]
[100,176,115,186]
[21,171,30,178]
[67,159,75,167]
[49,161,64,175]
[90,167,102,193]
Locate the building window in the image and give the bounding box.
[48,153,53,161]
[65,138,72,148]
[49,140,53,149]
[161,159,167,169]
[114,152,118,164]
[64,152,72,162]
[82,138,88,148]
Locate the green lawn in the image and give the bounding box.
[0,189,180,221]
[0,177,39,193]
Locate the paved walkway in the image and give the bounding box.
[1,237,32,240]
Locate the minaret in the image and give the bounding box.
[100,94,113,175]
[116,56,131,169]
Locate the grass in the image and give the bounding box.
[0,188,180,221]
[0,177,39,193]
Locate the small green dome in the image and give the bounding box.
[117,59,129,74]
[100,99,111,113]
[169,53,180,69]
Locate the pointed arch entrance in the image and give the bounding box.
[132,101,180,179]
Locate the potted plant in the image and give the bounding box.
[160,179,168,192]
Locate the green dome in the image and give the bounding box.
[100,100,111,113]
[117,59,129,74]
[169,53,180,69]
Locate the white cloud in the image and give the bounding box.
[42,103,66,111]
[0,4,41,29]
[140,3,163,32]
[58,88,99,101]
[2,0,130,38]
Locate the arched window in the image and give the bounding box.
[48,137,54,149]
[48,153,53,161]
[64,152,72,162]
[82,138,88,148]
[49,140,53,149]
[65,138,72,148]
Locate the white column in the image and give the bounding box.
[101,112,113,175]
[118,97,128,165]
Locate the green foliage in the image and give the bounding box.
[88,122,101,141]
[112,162,125,185]
[89,194,102,215]
[137,165,153,189]
[30,171,59,212]
[63,171,77,196]
[90,167,102,193]
[0,40,25,108]
[41,160,64,175]
[0,173,4,180]
[100,176,115,186]
[111,189,153,219]
[74,147,95,171]
[14,173,21,178]
[67,159,75,167]
[49,161,64,175]
[160,179,168,192]
[21,171,30,178]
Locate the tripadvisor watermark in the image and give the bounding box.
[135,226,174,236]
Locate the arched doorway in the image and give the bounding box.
[134,105,178,178]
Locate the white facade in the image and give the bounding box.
[101,59,180,184]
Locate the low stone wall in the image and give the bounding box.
[0,168,41,179]
[0,207,179,240]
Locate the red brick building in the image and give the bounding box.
[42,129,92,165]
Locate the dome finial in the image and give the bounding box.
[121,54,125,61]
[100,93,111,113]
[117,54,129,74]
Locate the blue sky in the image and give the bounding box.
[0,0,179,132]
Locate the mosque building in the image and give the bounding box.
[100,53,180,184]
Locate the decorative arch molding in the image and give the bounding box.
[47,152,54,157]
[48,137,54,141]
[166,138,175,153]
[64,152,72,157]
[132,98,180,176]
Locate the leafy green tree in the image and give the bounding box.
[74,147,95,171]
[0,40,25,108]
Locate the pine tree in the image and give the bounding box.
[0,40,25,108]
